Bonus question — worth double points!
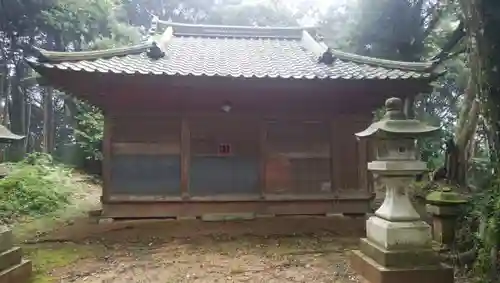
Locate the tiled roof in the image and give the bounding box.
[26,22,442,80]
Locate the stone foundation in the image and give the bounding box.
[0,228,32,283]
[351,216,454,283]
[358,238,440,268]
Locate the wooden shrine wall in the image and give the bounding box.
[103,114,372,200]
[107,116,182,197]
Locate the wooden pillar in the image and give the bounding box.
[330,118,342,194]
[356,116,374,195]
[357,136,369,192]
[180,117,190,199]
[101,115,112,203]
[259,119,267,198]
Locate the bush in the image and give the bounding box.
[74,100,103,161]
[0,153,73,224]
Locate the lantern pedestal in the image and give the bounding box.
[351,216,453,283]
[352,215,454,283]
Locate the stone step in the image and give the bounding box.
[0,247,22,272]
[0,229,12,253]
[0,260,32,283]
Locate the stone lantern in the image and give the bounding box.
[350,97,453,283]
[0,125,24,177]
[426,187,468,250]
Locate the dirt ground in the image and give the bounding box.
[28,216,364,283]
[15,174,366,283]
[14,173,473,283]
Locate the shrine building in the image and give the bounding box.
[26,21,441,218]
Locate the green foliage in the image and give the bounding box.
[40,0,141,46]
[74,101,104,161]
[0,153,73,224]
[317,1,359,51]
[468,164,500,282]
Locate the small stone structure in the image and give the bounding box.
[0,227,31,283]
[0,125,31,283]
[426,187,468,250]
[0,125,24,178]
[350,97,454,283]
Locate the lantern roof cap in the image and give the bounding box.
[355,97,440,138]
[426,187,468,205]
[0,125,24,143]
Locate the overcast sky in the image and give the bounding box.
[243,0,348,25]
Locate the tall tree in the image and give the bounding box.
[0,0,141,161]
[335,0,473,178]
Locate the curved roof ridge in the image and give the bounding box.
[157,20,315,31]
[325,45,441,72]
[30,43,155,63]
[157,20,314,39]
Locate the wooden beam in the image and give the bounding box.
[180,117,190,199]
[112,142,180,155]
[101,197,372,218]
[105,192,372,203]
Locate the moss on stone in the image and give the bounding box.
[425,186,468,205]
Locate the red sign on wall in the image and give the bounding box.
[218,143,231,155]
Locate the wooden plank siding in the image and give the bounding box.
[102,113,373,205]
[189,116,260,196]
[264,120,331,195]
[106,116,182,198]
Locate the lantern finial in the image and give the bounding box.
[383,97,406,120]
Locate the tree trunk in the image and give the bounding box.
[462,0,500,281]
[7,63,27,161]
[451,76,480,188]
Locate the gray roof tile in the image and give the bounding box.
[26,22,441,80]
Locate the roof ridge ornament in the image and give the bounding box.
[145,14,168,60]
[158,26,173,52]
[146,42,165,60]
[318,48,335,65]
[146,25,172,60]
